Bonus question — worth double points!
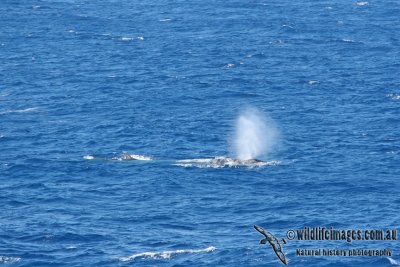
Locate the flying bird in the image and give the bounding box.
[254,225,288,265]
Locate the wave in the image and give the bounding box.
[387,93,400,100]
[83,153,152,161]
[118,246,216,262]
[388,257,400,265]
[224,63,236,68]
[0,256,21,264]
[174,157,280,168]
[120,36,144,41]
[0,107,38,115]
[121,37,134,41]
[342,38,355,43]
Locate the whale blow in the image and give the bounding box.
[233,108,278,160]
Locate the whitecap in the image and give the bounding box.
[388,257,400,265]
[282,24,294,29]
[137,36,144,41]
[118,246,216,262]
[387,93,400,100]
[308,80,319,85]
[342,38,355,43]
[0,256,21,263]
[269,39,284,44]
[121,37,134,41]
[224,63,235,68]
[355,1,368,6]
[0,107,38,115]
[83,155,95,160]
[159,18,172,22]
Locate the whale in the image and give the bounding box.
[121,153,138,160]
[174,157,273,168]
[119,153,152,161]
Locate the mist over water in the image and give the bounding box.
[233,108,278,160]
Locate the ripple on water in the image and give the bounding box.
[0,256,21,264]
[118,246,217,262]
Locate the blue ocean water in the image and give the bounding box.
[1,0,399,266]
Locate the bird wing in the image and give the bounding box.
[274,249,288,265]
[254,225,268,238]
[254,225,288,265]
[254,225,275,241]
[268,236,287,265]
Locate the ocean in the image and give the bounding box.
[0,0,399,266]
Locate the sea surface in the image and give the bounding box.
[1,0,399,266]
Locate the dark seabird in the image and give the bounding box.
[254,225,288,265]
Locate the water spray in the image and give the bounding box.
[233,108,278,160]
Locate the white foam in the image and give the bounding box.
[269,39,284,44]
[175,157,280,168]
[355,1,368,6]
[282,24,294,29]
[116,153,152,161]
[118,246,216,262]
[308,80,319,85]
[121,36,144,41]
[159,18,172,22]
[0,256,21,263]
[388,257,400,265]
[387,93,400,100]
[83,155,95,160]
[0,107,38,115]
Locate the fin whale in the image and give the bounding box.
[174,157,272,168]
